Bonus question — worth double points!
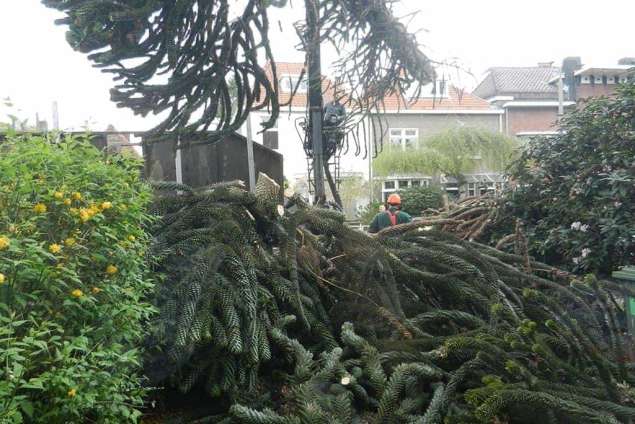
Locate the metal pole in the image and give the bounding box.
[368,116,374,203]
[557,73,564,116]
[52,101,60,130]
[175,135,183,184]
[306,0,325,204]
[245,116,256,192]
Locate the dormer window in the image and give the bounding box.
[279,75,308,93]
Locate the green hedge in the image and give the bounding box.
[398,185,444,216]
[503,83,635,274]
[0,135,154,422]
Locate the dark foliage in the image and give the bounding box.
[145,175,635,423]
[398,185,444,216]
[502,83,635,274]
[42,0,434,141]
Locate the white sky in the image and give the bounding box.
[0,0,633,131]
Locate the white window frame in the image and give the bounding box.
[388,128,419,150]
[381,178,431,202]
[279,74,308,93]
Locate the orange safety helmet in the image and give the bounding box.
[387,193,401,205]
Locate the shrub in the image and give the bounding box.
[0,135,154,422]
[503,82,635,274]
[398,185,444,216]
[356,200,383,225]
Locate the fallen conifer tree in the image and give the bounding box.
[144,175,635,423]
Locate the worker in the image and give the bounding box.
[368,193,412,233]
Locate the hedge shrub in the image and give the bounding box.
[398,185,444,216]
[503,82,635,274]
[0,135,154,422]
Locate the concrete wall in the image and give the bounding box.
[143,133,283,194]
[380,113,501,140]
[505,107,559,136]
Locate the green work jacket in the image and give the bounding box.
[368,208,412,233]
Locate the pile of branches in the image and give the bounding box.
[145,175,635,423]
[419,195,498,242]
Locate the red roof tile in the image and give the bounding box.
[380,86,492,111]
[264,62,491,111]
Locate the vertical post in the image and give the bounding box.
[368,116,374,203]
[306,0,325,204]
[175,135,183,184]
[52,101,60,130]
[245,116,256,192]
[557,73,564,116]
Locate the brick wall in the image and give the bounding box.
[576,84,619,100]
[505,107,559,136]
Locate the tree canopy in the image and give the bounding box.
[42,0,435,142]
[373,128,520,180]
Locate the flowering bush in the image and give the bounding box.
[0,135,154,422]
[502,82,635,274]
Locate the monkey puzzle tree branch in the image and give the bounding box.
[42,0,435,145]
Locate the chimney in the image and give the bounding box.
[538,61,554,68]
[562,56,582,101]
[618,57,635,66]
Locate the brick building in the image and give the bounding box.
[474,58,635,138]
[473,64,574,138]
[553,57,634,102]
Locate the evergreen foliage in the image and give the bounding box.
[146,175,635,423]
[42,0,434,138]
[501,82,635,274]
[398,185,444,216]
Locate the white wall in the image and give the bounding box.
[243,110,371,191]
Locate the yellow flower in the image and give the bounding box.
[64,238,76,247]
[72,192,82,201]
[91,287,102,294]
[54,191,64,200]
[119,204,128,211]
[127,235,136,242]
[33,203,47,214]
[63,198,72,206]
[79,209,90,222]
[49,243,62,254]
[89,205,100,215]
[67,388,76,398]
[71,289,83,298]
[69,208,79,216]
[0,273,5,284]
[8,225,16,234]
[0,236,9,250]
[101,201,112,210]
[106,265,118,275]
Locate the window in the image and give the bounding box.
[279,75,308,93]
[411,180,421,187]
[398,180,410,189]
[384,181,395,190]
[388,128,419,150]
